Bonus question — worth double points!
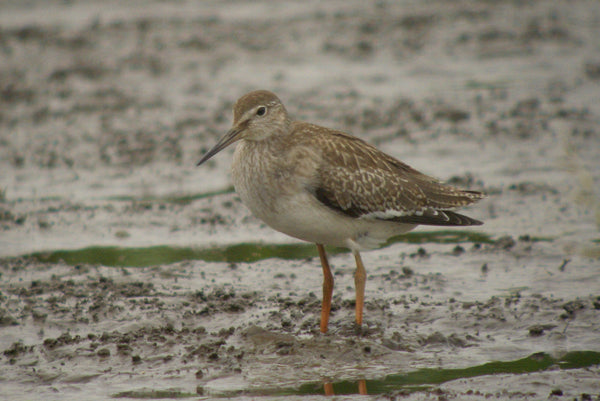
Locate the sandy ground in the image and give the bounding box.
[1,0,600,400]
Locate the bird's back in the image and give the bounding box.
[285,121,485,227]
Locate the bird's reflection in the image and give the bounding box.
[323,379,367,395]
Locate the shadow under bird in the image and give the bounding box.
[197,90,485,333]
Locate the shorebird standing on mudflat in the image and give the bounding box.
[197,90,485,333]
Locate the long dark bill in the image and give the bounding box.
[196,128,242,166]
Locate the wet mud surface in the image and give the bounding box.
[1,1,600,400]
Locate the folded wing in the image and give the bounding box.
[308,130,484,226]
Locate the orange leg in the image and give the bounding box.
[317,244,334,333]
[353,251,366,326]
[323,382,334,396]
[358,379,367,395]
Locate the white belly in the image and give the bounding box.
[231,141,415,251]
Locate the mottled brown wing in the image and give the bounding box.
[309,129,484,226]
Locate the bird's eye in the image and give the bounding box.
[256,106,267,116]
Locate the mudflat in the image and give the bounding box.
[1,1,599,400]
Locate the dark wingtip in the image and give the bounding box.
[384,210,484,226]
[467,216,484,226]
[443,211,484,226]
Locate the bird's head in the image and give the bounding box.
[197,90,290,166]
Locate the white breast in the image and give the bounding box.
[231,140,416,251]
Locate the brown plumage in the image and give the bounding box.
[295,123,484,225]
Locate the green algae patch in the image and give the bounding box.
[25,230,496,267]
[24,231,512,267]
[214,351,600,397]
[309,351,600,395]
[386,229,493,245]
[100,188,235,205]
[29,243,325,267]
[113,389,196,399]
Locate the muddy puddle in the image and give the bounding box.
[1,1,600,400]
